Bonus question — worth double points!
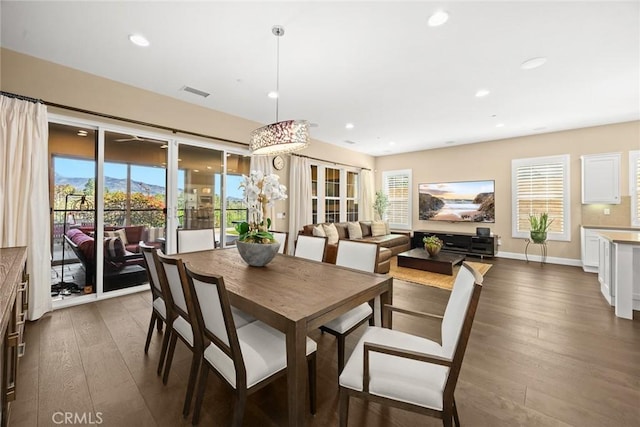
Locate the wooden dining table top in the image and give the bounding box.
[175,247,393,329]
[173,247,393,426]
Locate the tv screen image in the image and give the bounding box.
[418,180,495,223]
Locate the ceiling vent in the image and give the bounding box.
[344,140,357,145]
[180,86,210,98]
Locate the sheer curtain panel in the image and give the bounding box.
[0,95,51,319]
[360,169,374,221]
[288,156,312,254]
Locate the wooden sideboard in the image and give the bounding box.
[0,247,28,427]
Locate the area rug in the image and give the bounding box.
[389,257,492,290]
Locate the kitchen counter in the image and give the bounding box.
[595,232,640,320]
[598,231,640,245]
[581,224,640,231]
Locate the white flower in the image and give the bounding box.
[239,170,288,231]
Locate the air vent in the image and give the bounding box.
[344,140,357,145]
[180,86,210,98]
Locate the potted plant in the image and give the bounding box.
[529,212,553,243]
[234,171,288,266]
[422,235,443,257]
[373,191,389,220]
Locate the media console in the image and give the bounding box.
[412,230,498,259]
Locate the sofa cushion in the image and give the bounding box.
[104,237,126,258]
[371,221,386,237]
[347,222,363,239]
[334,222,349,240]
[323,223,340,245]
[364,234,411,249]
[105,228,129,245]
[359,221,372,237]
[312,225,326,238]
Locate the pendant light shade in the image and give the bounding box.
[250,25,310,155]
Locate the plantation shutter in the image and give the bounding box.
[632,151,640,226]
[515,162,564,233]
[382,170,412,229]
[512,155,571,242]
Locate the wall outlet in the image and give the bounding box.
[276,212,284,219]
[603,208,610,215]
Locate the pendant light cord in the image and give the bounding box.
[275,28,280,123]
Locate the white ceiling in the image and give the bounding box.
[2,1,639,156]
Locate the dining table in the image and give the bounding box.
[175,247,393,427]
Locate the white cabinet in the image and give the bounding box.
[597,236,613,305]
[581,228,600,271]
[581,153,621,204]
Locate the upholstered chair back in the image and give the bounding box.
[159,257,189,316]
[140,242,163,297]
[294,235,327,262]
[335,240,378,273]
[177,228,216,253]
[189,275,231,347]
[271,231,288,254]
[441,263,481,358]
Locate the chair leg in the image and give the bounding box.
[156,316,163,332]
[307,353,317,415]
[337,334,346,374]
[183,352,201,418]
[232,389,247,427]
[191,362,209,425]
[144,312,157,354]
[442,408,453,427]
[339,387,349,427]
[452,397,460,427]
[157,327,171,376]
[162,332,178,385]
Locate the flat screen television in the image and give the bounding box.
[418,180,495,222]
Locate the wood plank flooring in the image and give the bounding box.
[9,258,640,427]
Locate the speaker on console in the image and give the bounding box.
[476,227,490,237]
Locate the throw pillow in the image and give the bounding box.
[347,222,363,239]
[104,237,126,258]
[312,225,326,238]
[371,221,386,237]
[322,223,340,245]
[106,228,129,245]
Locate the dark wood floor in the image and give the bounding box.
[9,258,640,427]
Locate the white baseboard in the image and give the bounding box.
[495,251,582,267]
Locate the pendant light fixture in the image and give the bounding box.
[250,25,310,155]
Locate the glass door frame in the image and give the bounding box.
[49,113,249,309]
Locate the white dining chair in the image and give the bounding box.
[177,228,216,253]
[271,231,288,254]
[293,235,327,262]
[184,264,318,425]
[321,239,380,373]
[339,262,484,427]
[139,242,170,374]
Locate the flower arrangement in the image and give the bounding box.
[235,170,288,244]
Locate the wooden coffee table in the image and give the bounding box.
[397,248,465,275]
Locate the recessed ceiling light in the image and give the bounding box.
[521,57,547,70]
[77,130,88,136]
[160,144,168,149]
[267,91,278,99]
[194,169,200,173]
[207,166,212,169]
[428,10,449,27]
[496,123,505,128]
[475,89,490,98]
[128,33,150,47]
[345,123,354,129]
[388,141,396,146]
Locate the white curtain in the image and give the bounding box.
[0,95,51,320]
[249,155,276,228]
[288,156,311,254]
[360,169,375,221]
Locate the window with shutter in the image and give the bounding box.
[512,155,570,241]
[631,151,640,227]
[382,169,412,230]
